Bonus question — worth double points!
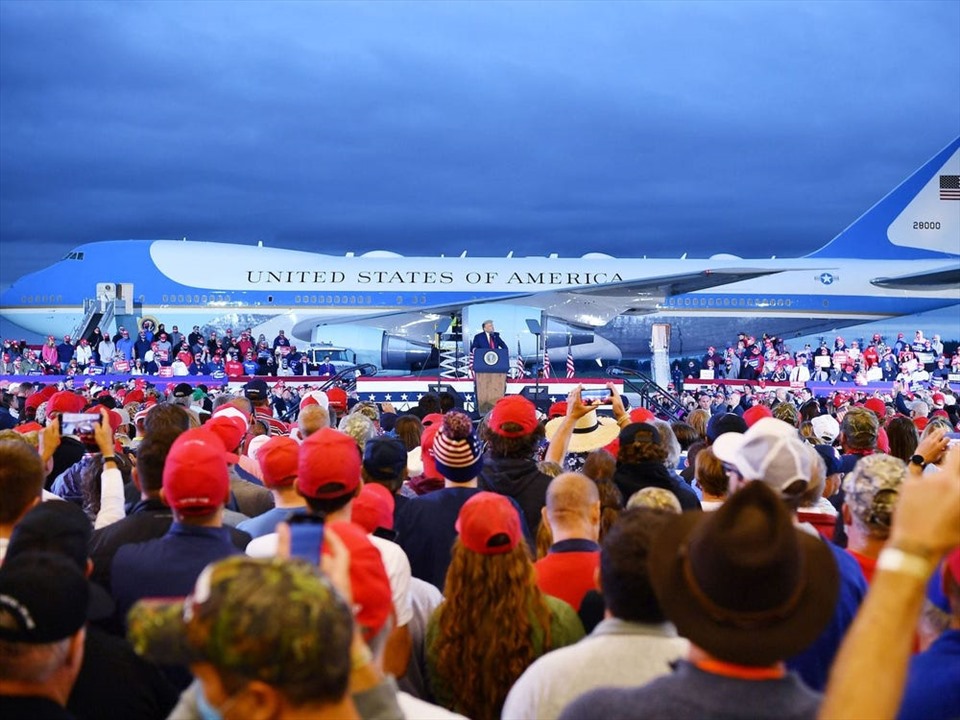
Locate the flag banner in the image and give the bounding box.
[940,174,960,200]
[566,342,575,378]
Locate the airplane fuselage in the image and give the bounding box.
[2,240,957,360]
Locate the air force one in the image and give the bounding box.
[2,137,958,371]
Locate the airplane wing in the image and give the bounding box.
[494,267,797,326]
[870,262,960,290]
[295,265,813,336]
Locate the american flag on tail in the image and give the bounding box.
[566,340,575,378]
[941,174,960,200]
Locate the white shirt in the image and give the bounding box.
[502,618,688,720]
[94,466,126,529]
[398,691,468,719]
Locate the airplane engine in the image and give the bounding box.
[460,304,621,361]
[381,333,439,371]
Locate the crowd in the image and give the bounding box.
[0,323,314,378]
[0,362,958,720]
[4,320,957,394]
[670,329,957,388]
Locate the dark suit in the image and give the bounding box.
[471,331,507,351]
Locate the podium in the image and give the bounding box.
[473,348,509,415]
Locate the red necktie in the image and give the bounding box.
[489,334,495,349]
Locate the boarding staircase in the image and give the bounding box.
[606,366,687,420]
[73,299,114,343]
[72,282,137,342]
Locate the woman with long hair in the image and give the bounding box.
[426,492,584,720]
[885,415,919,462]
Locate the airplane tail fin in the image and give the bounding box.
[807,137,960,259]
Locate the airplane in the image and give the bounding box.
[1,137,958,371]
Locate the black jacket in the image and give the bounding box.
[479,453,551,532]
[614,460,702,511]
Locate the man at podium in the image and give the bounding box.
[471,320,508,352]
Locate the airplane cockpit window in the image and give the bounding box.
[62,252,85,260]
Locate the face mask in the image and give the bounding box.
[196,683,241,720]
[195,684,223,720]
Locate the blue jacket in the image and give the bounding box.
[110,523,241,628]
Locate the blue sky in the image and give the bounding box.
[1,0,958,289]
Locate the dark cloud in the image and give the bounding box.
[1,0,958,287]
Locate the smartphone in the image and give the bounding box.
[287,514,324,565]
[581,388,611,403]
[60,412,101,438]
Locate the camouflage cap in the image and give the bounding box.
[840,407,878,450]
[842,454,906,536]
[127,556,353,696]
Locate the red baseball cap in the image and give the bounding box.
[351,483,395,533]
[743,404,773,428]
[162,429,230,515]
[299,391,328,411]
[46,391,87,416]
[324,521,391,641]
[419,422,441,479]
[296,428,361,500]
[421,413,443,428]
[256,436,299,488]
[487,395,538,437]
[547,401,567,419]
[945,547,960,586]
[630,407,656,424]
[326,387,348,413]
[107,409,124,433]
[14,421,43,434]
[864,398,886,420]
[212,405,250,429]
[205,415,246,457]
[455,492,522,555]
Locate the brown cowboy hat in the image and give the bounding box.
[648,481,839,666]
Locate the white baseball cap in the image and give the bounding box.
[713,418,811,499]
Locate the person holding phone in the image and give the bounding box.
[245,427,415,680]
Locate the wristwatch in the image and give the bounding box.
[908,454,926,469]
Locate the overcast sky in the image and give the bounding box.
[1,0,958,289]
